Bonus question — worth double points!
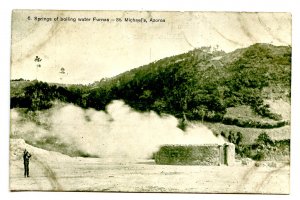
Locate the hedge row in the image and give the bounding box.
[222,117,289,129]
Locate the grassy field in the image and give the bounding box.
[202,121,290,145]
[224,105,280,124]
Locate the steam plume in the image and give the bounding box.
[11,100,225,158]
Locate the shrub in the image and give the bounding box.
[256,132,274,146]
[235,134,290,161]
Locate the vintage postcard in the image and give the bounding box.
[10,10,291,193]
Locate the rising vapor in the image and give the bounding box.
[11,100,225,159]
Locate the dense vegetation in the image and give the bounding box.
[11,43,291,160]
[221,131,290,161]
[11,43,291,127]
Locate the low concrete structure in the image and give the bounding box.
[154,143,235,166]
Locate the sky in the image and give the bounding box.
[11,10,291,84]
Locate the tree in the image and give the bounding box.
[24,81,53,110]
[256,132,274,146]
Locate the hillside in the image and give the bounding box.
[10,43,291,160]
[11,43,291,121]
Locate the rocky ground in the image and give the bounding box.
[9,139,289,193]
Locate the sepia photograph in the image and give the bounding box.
[9,10,291,194]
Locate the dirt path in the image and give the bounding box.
[32,157,63,191]
[10,156,290,193]
[9,139,289,193]
[10,157,63,191]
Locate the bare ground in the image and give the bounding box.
[9,139,289,194]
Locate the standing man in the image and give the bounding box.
[23,149,31,177]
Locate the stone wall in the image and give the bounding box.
[154,143,235,166]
